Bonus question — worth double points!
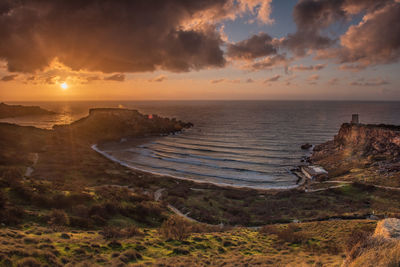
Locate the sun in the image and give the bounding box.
[60,82,68,90]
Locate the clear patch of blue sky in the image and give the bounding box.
[223,0,298,42]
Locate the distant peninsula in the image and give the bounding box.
[0,102,55,119]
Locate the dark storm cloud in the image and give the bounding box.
[226,33,277,60]
[1,74,17,81]
[0,0,229,73]
[104,74,125,82]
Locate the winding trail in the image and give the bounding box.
[25,153,39,177]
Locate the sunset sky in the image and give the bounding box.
[0,0,399,101]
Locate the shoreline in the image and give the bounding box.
[91,143,302,192]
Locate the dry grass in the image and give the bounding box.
[259,223,310,244]
[100,225,143,239]
[344,236,400,267]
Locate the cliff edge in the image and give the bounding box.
[53,108,193,143]
[0,102,55,119]
[311,123,400,186]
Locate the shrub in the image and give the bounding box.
[344,227,373,254]
[48,209,70,228]
[0,190,6,209]
[159,215,192,241]
[259,224,309,244]
[101,226,143,239]
[16,257,42,267]
[72,204,90,217]
[1,206,24,225]
[119,249,142,263]
[68,216,92,229]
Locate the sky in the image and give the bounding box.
[0,0,399,101]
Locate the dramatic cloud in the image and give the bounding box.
[237,0,274,24]
[227,33,277,60]
[289,64,326,71]
[0,0,277,75]
[1,74,17,81]
[210,78,226,84]
[149,75,168,82]
[226,32,289,71]
[0,0,236,73]
[307,74,320,81]
[245,78,255,83]
[328,78,339,85]
[243,54,289,71]
[282,0,396,58]
[324,2,400,68]
[104,74,125,82]
[86,76,101,82]
[350,78,389,86]
[264,74,281,83]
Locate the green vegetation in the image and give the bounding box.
[0,219,376,266]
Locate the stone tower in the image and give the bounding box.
[351,114,359,124]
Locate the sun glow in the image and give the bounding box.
[60,82,68,90]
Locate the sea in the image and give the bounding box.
[2,101,400,189]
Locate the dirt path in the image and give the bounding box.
[25,153,39,177]
[154,188,165,201]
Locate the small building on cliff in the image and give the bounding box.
[300,165,328,181]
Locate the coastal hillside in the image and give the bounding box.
[0,102,55,119]
[53,108,193,143]
[311,123,400,186]
[1,108,400,266]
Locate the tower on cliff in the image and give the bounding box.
[351,114,359,124]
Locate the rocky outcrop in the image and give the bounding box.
[310,123,400,182]
[0,102,55,119]
[53,108,193,143]
[312,123,400,163]
[374,218,400,239]
[313,123,400,160]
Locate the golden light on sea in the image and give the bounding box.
[60,82,68,90]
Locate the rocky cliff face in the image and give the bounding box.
[311,123,400,183]
[312,123,400,161]
[53,108,193,143]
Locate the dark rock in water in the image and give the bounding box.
[301,143,312,150]
[0,102,55,119]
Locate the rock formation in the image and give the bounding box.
[53,108,193,143]
[313,123,400,161]
[374,218,400,239]
[310,123,400,184]
[0,102,55,119]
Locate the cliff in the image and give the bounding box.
[0,102,55,119]
[311,123,400,185]
[53,108,193,143]
[313,123,400,160]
